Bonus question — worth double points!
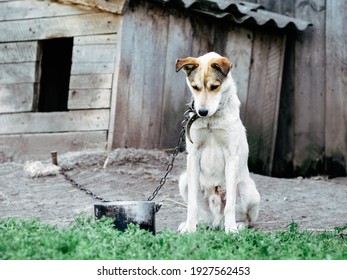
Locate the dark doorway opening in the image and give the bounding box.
[38,38,73,112]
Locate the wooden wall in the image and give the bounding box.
[253,0,347,177]
[3,0,343,177]
[111,2,286,174]
[0,0,121,162]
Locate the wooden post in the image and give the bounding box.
[51,151,58,165]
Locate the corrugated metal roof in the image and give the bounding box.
[150,0,312,31]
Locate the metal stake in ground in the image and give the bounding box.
[51,151,110,203]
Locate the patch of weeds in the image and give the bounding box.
[1,216,346,260]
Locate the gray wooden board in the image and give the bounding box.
[68,89,111,109]
[258,34,285,175]
[0,13,121,43]
[0,131,107,162]
[246,32,270,167]
[267,0,296,176]
[72,45,117,63]
[69,74,113,89]
[159,12,194,148]
[293,0,326,172]
[224,26,253,121]
[325,0,347,170]
[0,109,109,134]
[74,34,118,45]
[190,15,215,56]
[139,4,167,149]
[70,62,115,75]
[0,41,37,63]
[55,0,126,14]
[0,0,93,21]
[246,31,284,174]
[0,83,34,113]
[113,4,166,149]
[0,62,37,84]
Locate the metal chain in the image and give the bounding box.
[60,169,111,203]
[58,104,194,204]
[147,104,194,201]
[147,127,185,201]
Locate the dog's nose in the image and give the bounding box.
[198,108,209,117]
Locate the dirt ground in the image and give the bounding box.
[0,148,346,231]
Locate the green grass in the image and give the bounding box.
[0,216,346,260]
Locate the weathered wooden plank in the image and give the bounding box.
[258,34,286,175]
[72,45,117,63]
[74,34,118,45]
[245,31,284,174]
[159,12,193,148]
[0,131,107,162]
[0,0,93,21]
[142,7,168,149]
[55,0,127,14]
[272,33,296,177]
[191,14,215,56]
[0,13,121,43]
[325,0,347,176]
[121,11,146,148]
[0,109,109,134]
[246,32,270,172]
[0,62,36,84]
[0,41,37,63]
[293,0,326,175]
[0,83,34,113]
[268,1,296,177]
[113,3,165,149]
[70,62,115,74]
[68,89,111,109]
[69,74,113,89]
[224,26,253,121]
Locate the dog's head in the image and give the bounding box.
[176,52,233,117]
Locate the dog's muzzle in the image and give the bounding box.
[198,108,209,117]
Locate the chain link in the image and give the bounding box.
[60,169,111,203]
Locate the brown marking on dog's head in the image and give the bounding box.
[210,57,232,77]
[201,57,232,93]
[175,57,199,76]
[176,52,235,117]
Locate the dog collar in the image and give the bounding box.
[184,101,200,144]
[186,113,200,144]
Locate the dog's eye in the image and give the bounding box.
[192,85,200,91]
[210,84,219,91]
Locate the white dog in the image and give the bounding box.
[176,52,260,233]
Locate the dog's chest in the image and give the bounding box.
[193,120,232,187]
[193,119,233,149]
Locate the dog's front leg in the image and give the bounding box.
[224,154,239,233]
[179,150,201,233]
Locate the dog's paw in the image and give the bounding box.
[224,223,239,233]
[225,227,238,233]
[225,222,247,233]
[236,222,247,231]
[178,221,197,233]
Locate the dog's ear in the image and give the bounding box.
[176,57,199,76]
[210,57,232,76]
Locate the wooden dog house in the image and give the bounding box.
[0,0,311,175]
